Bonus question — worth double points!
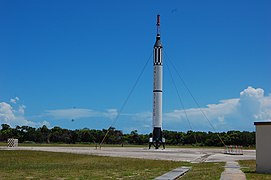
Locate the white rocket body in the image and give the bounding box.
[150,15,164,149]
[153,39,163,128]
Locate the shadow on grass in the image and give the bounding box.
[243,169,256,174]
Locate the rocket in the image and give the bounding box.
[149,15,165,149]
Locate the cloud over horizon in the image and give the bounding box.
[1,86,270,133]
[45,108,118,120]
[114,86,271,133]
[0,97,50,128]
[164,86,271,131]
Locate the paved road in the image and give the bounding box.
[0,146,255,163]
[220,161,246,180]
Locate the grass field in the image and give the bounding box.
[181,162,224,180]
[0,150,224,179]
[239,160,271,180]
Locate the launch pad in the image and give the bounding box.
[0,146,256,163]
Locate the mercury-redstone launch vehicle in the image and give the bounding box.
[149,15,165,149]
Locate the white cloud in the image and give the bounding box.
[165,99,239,122]
[120,111,152,133]
[0,98,50,128]
[240,86,264,98]
[10,97,20,104]
[0,102,16,123]
[103,109,118,119]
[2,86,270,133]
[164,86,271,131]
[18,105,26,114]
[45,108,118,120]
[122,111,152,121]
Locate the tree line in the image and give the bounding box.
[0,124,255,147]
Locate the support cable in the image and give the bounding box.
[164,59,198,144]
[164,51,226,146]
[99,52,152,147]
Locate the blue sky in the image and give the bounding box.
[1,0,270,134]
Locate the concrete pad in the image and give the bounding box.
[155,166,191,180]
[220,161,246,180]
[0,146,255,163]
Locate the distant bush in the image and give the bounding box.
[23,141,35,144]
[0,124,255,147]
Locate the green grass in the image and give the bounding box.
[239,160,271,180]
[0,150,181,179]
[181,162,224,180]
[0,150,225,179]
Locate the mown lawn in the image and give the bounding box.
[239,160,271,180]
[0,150,225,179]
[0,150,182,179]
[181,162,224,180]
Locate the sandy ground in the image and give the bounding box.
[0,146,255,163]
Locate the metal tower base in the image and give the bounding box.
[149,141,165,149]
[149,127,165,149]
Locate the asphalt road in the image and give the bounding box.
[0,146,255,162]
